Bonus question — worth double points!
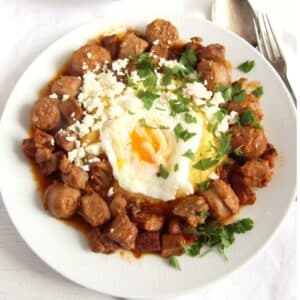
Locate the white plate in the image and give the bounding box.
[0,13,296,299]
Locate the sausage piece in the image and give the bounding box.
[55,130,76,152]
[197,59,232,91]
[80,193,111,227]
[230,126,267,159]
[22,139,36,159]
[51,76,82,98]
[198,44,225,62]
[102,34,120,60]
[61,165,88,190]
[39,152,64,176]
[240,159,273,187]
[146,19,179,48]
[109,193,127,217]
[135,231,161,253]
[59,98,83,125]
[133,212,164,231]
[261,143,278,168]
[161,233,184,257]
[31,97,61,131]
[35,148,52,163]
[71,44,111,75]
[87,228,118,254]
[33,128,54,149]
[119,32,149,59]
[44,182,80,219]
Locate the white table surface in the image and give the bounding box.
[0,1,297,299]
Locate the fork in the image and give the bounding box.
[253,13,297,106]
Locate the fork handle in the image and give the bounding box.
[280,73,297,106]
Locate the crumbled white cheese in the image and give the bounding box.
[82,114,95,128]
[210,91,226,106]
[130,71,141,84]
[107,186,114,197]
[183,82,212,106]
[112,58,129,76]
[87,157,101,164]
[153,39,159,46]
[82,164,90,171]
[86,52,92,59]
[50,138,55,146]
[49,93,58,99]
[82,62,88,70]
[209,172,219,180]
[65,135,76,142]
[85,143,102,156]
[158,58,180,68]
[62,94,70,101]
[214,111,239,137]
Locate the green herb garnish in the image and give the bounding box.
[184,113,197,123]
[238,60,255,73]
[239,109,261,128]
[218,134,231,156]
[197,180,211,192]
[215,84,232,101]
[174,123,196,142]
[174,163,179,172]
[169,97,190,115]
[179,48,197,71]
[252,86,264,97]
[193,157,220,170]
[157,164,169,179]
[169,256,181,270]
[135,52,155,77]
[137,90,159,110]
[143,72,158,89]
[183,149,195,160]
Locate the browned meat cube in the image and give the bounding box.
[240,159,273,187]
[55,129,76,152]
[197,59,232,91]
[231,126,267,159]
[150,44,169,59]
[62,165,88,190]
[60,98,83,125]
[168,218,182,234]
[51,76,82,98]
[185,37,202,52]
[119,32,149,59]
[230,173,256,205]
[35,147,52,163]
[261,143,278,168]
[134,212,164,231]
[227,94,263,121]
[44,182,80,219]
[146,19,179,48]
[135,231,161,253]
[87,228,118,254]
[109,193,127,217]
[31,97,61,131]
[173,195,209,227]
[108,214,138,250]
[198,44,225,62]
[80,193,111,227]
[161,233,184,257]
[22,138,36,159]
[89,160,113,197]
[33,128,54,149]
[102,34,120,60]
[71,44,111,75]
[39,151,63,176]
[203,179,239,222]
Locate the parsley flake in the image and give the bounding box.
[157,164,169,179]
[197,180,211,192]
[169,256,181,270]
[137,90,159,110]
[193,157,220,170]
[238,60,255,73]
[179,48,197,71]
[252,86,264,97]
[174,163,179,172]
[143,72,158,89]
[239,109,262,128]
[183,149,195,160]
[174,123,196,142]
[184,113,197,123]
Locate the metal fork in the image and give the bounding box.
[253,13,297,106]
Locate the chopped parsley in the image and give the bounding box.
[184,113,197,123]
[174,123,196,142]
[137,90,159,110]
[197,180,211,192]
[157,164,169,179]
[143,72,158,89]
[135,52,155,77]
[169,256,181,270]
[239,109,261,128]
[174,163,179,172]
[138,118,156,129]
[179,48,197,71]
[215,84,232,101]
[182,149,195,160]
[218,134,231,156]
[252,86,264,97]
[193,157,220,170]
[238,60,255,73]
[169,97,190,115]
[231,83,246,103]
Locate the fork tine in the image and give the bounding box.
[253,16,264,54]
[262,14,277,61]
[256,13,273,61]
[264,14,283,58]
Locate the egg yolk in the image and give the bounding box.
[131,126,160,163]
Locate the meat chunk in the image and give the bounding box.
[59,98,83,125]
[146,19,179,48]
[87,228,117,254]
[202,179,239,221]
[31,97,61,131]
[135,231,161,253]
[119,32,149,59]
[22,138,36,159]
[185,37,202,52]
[61,165,88,190]
[231,126,267,159]
[35,147,52,163]
[227,94,263,121]
[44,182,80,219]
[240,159,273,187]
[173,196,209,227]
[161,233,184,257]
[59,155,72,173]
[55,129,76,152]
[89,160,113,197]
[51,76,82,98]
[39,151,63,175]
[168,218,182,234]
[109,193,127,217]
[80,193,111,226]
[33,128,54,149]
[150,44,169,59]
[261,143,278,168]
[71,44,111,75]
[230,172,256,205]
[134,212,164,231]
[198,43,225,62]
[102,34,120,60]
[108,214,138,250]
[197,59,232,91]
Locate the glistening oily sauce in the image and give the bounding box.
[29,32,190,252]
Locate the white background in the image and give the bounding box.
[0,1,297,299]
